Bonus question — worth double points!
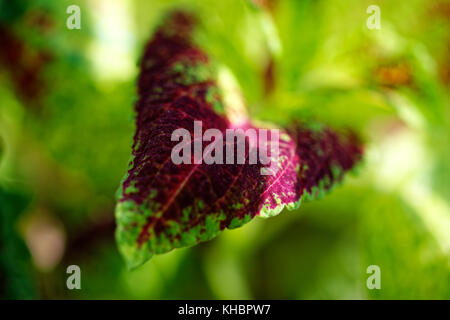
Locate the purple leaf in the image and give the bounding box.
[115,11,363,269]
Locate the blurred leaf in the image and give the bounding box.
[0,188,36,299]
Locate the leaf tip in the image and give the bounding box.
[115,200,153,269]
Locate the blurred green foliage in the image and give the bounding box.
[0,0,449,299]
[0,188,35,299]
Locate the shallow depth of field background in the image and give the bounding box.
[1,0,449,299]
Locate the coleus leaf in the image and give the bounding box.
[115,11,363,269]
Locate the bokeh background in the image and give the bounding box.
[1,0,449,299]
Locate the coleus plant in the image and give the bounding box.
[115,11,363,269]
